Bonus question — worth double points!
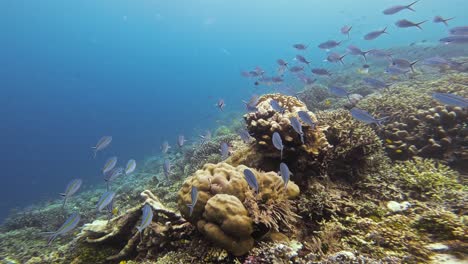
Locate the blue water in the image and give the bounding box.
[1,0,467,220]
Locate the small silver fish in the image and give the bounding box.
[347,45,370,62]
[350,108,387,126]
[92,136,112,158]
[97,191,115,212]
[270,100,285,114]
[136,204,153,237]
[296,54,310,66]
[433,16,454,26]
[318,40,341,50]
[102,156,117,175]
[46,212,80,245]
[293,43,307,50]
[272,132,284,160]
[364,27,388,41]
[432,93,468,108]
[311,68,332,76]
[238,129,253,144]
[104,167,124,190]
[125,159,136,175]
[326,52,346,65]
[220,142,229,160]
[341,25,352,38]
[177,135,187,148]
[187,186,198,216]
[161,141,171,154]
[243,169,259,193]
[289,117,304,144]
[383,0,419,15]
[395,19,426,30]
[298,111,316,128]
[60,179,82,208]
[279,162,292,189]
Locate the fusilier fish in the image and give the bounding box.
[298,111,316,128]
[96,191,115,212]
[364,27,388,40]
[395,19,426,30]
[318,40,341,50]
[45,212,80,245]
[433,16,454,26]
[350,108,387,126]
[102,156,117,175]
[104,167,124,190]
[347,45,371,62]
[279,162,292,189]
[289,117,304,144]
[272,132,284,160]
[432,93,468,108]
[243,169,259,193]
[270,100,285,114]
[220,142,230,160]
[136,204,153,239]
[92,136,112,158]
[187,186,198,216]
[383,0,419,15]
[61,179,82,208]
[125,159,136,175]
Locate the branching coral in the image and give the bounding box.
[177,162,300,256]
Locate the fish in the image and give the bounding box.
[368,49,392,59]
[432,93,468,108]
[199,130,212,144]
[60,179,82,208]
[187,186,198,216]
[272,76,284,83]
[289,66,304,73]
[318,40,341,50]
[270,100,285,114]
[136,204,153,236]
[347,45,371,62]
[296,54,311,66]
[277,59,288,68]
[363,77,389,89]
[220,142,230,160]
[104,167,124,190]
[364,27,388,40]
[298,75,317,85]
[293,43,307,50]
[326,52,346,65]
[383,0,419,15]
[125,159,136,175]
[216,99,225,111]
[177,135,187,148]
[102,156,117,175]
[350,108,387,126]
[161,141,171,154]
[341,25,352,38]
[449,26,468,35]
[240,71,251,78]
[311,68,332,76]
[289,117,304,144]
[243,169,259,193]
[279,162,291,189]
[242,95,259,112]
[163,159,172,179]
[92,136,112,158]
[392,58,419,72]
[96,191,116,212]
[272,132,284,160]
[329,86,350,99]
[238,129,253,144]
[440,35,468,44]
[298,111,316,128]
[433,16,454,26]
[395,19,427,30]
[46,212,80,245]
[385,66,410,75]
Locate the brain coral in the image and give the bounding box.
[177,162,300,256]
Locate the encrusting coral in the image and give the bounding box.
[177,162,300,256]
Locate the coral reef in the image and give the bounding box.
[177,162,300,256]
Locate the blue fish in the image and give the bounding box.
[364,27,388,41]
[329,86,350,99]
[363,77,390,89]
[102,156,117,175]
[289,117,304,144]
[104,167,124,190]
[350,108,387,126]
[242,95,259,112]
[432,93,468,108]
[177,135,187,148]
[272,132,284,160]
[97,191,115,212]
[383,0,419,15]
[289,66,304,73]
[187,186,198,216]
[449,26,468,36]
[136,204,153,239]
[92,136,112,158]
[270,100,285,114]
[440,35,468,44]
[298,111,316,128]
[60,179,82,208]
[238,129,253,143]
[220,142,230,160]
[243,169,259,193]
[279,162,292,189]
[125,159,136,175]
[46,212,80,245]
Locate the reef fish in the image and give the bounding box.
[272,132,284,160]
[449,26,468,35]
[311,68,332,76]
[364,27,388,40]
[238,129,252,144]
[243,95,259,112]
[199,130,212,144]
[61,179,82,208]
[350,108,387,126]
[298,75,317,85]
[347,45,370,62]
[92,136,112,158]
[433,16,454,26]
[395,19,426,30]
[136,204,153,236]
[341,25,352,38]
[243,169,259,193]
[104,167,124,190]
[318,40,341,50]
[363,77,389,89]
[270,100,285,114]
[97,191,115,212]
[216,99,225,111]
[177,135,187,148]
[46,212,80,245]
[385,66,410,75]
[289,117,304,144]
[298,111,316,128]
[293,43,307,50]
[277,59,288,67]
[289,66,304,73]
[440,35,468,44]
[102,156,117,175]
[392,58,419,72]
[383,0,419,15]
[329,86,350,99]
[125,159,136,175]
[296,55,310,66]
[432,93,468,108]
[187,186,198,216]
[163,159,172,179]
[161,141,171,154]
[220,142,229,160]
[279,162,291,189]
[326,52,346,65]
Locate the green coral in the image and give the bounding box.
[413,209,468,241]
